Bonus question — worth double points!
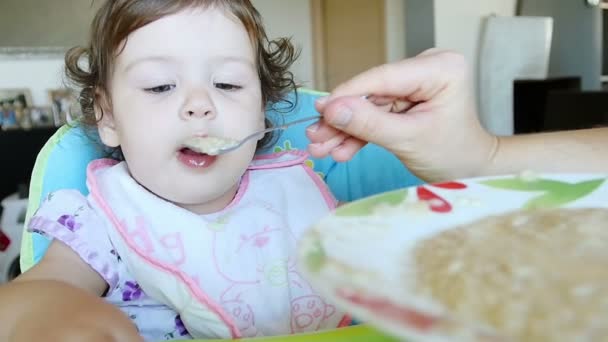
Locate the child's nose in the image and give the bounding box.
[185,108,214,118]
[181,89,217,120]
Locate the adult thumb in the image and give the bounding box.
[321,96,410,147]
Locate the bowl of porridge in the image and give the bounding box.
[298,173,608,341]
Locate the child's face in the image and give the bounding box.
[98,8,265,214]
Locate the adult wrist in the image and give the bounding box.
[480,134,501,176]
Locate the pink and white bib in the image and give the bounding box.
[86,151,349,339]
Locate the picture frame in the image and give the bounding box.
[48,89,78,127]
[0,88,33,107]
[29,106,55,128]
[0,88,33,130]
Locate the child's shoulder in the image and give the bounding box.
[39,188,90,208]
[29,188,120,289]
[32,189,97,226]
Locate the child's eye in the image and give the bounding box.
[144,84,175,93]
[215,83,242,91]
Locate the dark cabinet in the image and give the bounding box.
[0,128,57,200]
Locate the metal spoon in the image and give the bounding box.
[204,115,321,155]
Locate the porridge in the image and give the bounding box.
[412,208,608,340]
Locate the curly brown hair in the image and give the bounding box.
[65,0,299,150]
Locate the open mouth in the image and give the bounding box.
[177,147,217,168]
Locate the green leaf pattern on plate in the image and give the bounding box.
[481,177,605,209]
[335,190,408,217]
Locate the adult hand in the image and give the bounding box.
[3,280,142,342]
[307,49,497,182]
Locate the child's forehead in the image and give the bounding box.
[114,8,256,68]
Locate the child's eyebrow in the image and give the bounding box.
[123,56,175,73]
[212,55,256,69]
[122,55,255,73]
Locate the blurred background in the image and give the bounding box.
[1,0,608,260]
[3,0,608,192]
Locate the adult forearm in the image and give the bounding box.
[483,128,608,176]
[0,280,140,341]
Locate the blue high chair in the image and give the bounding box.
[20,88,421,341]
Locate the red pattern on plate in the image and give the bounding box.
[431,181,467,190]
[416,187,452,213]
[416,181,468,213]
[336,288,439,332]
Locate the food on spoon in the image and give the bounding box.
[183,136,239,155]
[411,208,608,341]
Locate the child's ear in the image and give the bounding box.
[95,93,120,148]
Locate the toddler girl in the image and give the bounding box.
[2,1,348,340]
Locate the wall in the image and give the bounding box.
[0,0,95,107]
[520,0,602,90]
[432,0,603,91]
[256,0,408,87]
[0,0,408,101]
[0,0,318,86]
[252,0,317,88]
[0,0,97,47]
[434,0,518,76]
[405,0,518,64]
[0,1,317,106]
[405,0,435,58]
[0,57,65,106]
[385,0,407,62]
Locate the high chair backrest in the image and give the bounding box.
[20,88,422,271]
